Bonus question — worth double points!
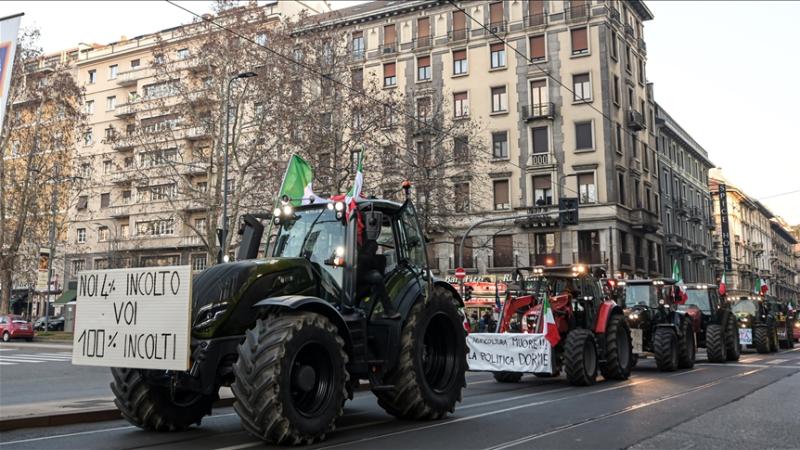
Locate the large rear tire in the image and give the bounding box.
[769,324,779,353]
[493,371,523,383]
[232,313,348,445]
[755,325,770,354]
[600,314,632,380]
[110,368,215,431]
[564,329,597,386]
[375,286,467,420]
[706,324,727,363]
[724,312,741,361]
[677,319,696,369]
[654,327,678,372]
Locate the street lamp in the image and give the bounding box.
[220,71,258,263]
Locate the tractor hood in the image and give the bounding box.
[191,257,326,338]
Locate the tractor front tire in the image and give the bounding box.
[706,324,727,363]
[600,314,632,380]
[110,368,215,432]
[654,327,678,372]
[677,319,696,369]
[493,372,523,383]
[769,324,779,353]
[724,312,741,361]
[375,286,467,420]
[755,325,770,354]
[564,329,598,386]
[232,313,349,445]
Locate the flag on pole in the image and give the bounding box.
[719,272,727,297]
[755,277,768,296]
[278,154,318,206]
[672,260,688,303]
[541,296,561,347]
[0,13,23,131]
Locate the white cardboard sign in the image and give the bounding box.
[631,328,644,354]
[467,333,552,373]
[739,328,752,345]
[72,266,192,371]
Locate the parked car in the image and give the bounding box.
[0,315,34,342]
[34,316,65,331]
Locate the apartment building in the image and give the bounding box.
[62,1,331,283]
[654,103,715,283]
[310,0,658,276]
[769,218,799,303]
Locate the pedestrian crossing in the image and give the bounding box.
[0,352,72,366]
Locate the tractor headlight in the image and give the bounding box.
[282,204,293,216]
[273,207,281,218]
[193,302,230,330]
[334,201,345,211]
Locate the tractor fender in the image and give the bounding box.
[433,280,465,307]
[252,295,352,354]
[594,301,624,334]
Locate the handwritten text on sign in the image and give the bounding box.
[467,333,552,373]
[72,266,192,371]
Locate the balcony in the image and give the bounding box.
[626,109,646,131]
[518,204,559,228]
[567,4,590,22]
[635,256,646,272]
[629,157,642,173]
[674,199,689,216]
[487,21,508,34]
[692,243,707,258]
[522,103,555,121]
[378,43,397,56]
[349,50,365,63]
[665,233,683,250]
[648,259,659,274]
[624,24,635,38]
[706,217,716,230]
[109,205,132,218]
[180,160,207,177]
[410,36,432,51]
[532,253,560,266]
[111,170,137,184]
[608,7,621,24]
[529,152,554,167]
[630,208,658,233]
[411,117,437,136]
[184,126,210,141]
[447,28,470,43]
[116,67,148,86]
[525,12,547,28]
[620,252,632,268]
[111,135,136,151]
[689,207,703,223]
[578,250,603,266]
[637,38,647,53]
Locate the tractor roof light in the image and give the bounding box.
[334,201,345,212]
[327,202,334,210]
[273,207,281,218]
[282,204,293,216]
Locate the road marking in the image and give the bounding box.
[0,357,45,363]
[767,358,788,365]
[697,362,800,370]
[13,354,72,359]
[0,361,15,365]
[0,352,73,365]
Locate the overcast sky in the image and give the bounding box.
[3,0,798,224]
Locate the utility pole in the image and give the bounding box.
[43,163,59,331]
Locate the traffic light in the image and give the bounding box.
[559,197,579,227]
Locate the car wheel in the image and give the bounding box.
[2,331,9,342]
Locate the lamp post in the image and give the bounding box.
[220,71,258,263]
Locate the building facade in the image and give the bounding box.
[769,218,799,304]
[314,0,660,278]
[654,103,715,283]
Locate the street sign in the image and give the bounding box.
[718,184,733,272]
[454,267,466,280]
[35,248,50,292]
[72,265,192,371]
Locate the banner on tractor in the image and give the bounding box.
[467,333,552,373]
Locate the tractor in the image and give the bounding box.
[620,279,695,371]
[109,189,467,445]
[489,265,632,386]
[732,295,779,353]
[766,299,795,349]
[679,284,740,363]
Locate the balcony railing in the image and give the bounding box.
[608,7,621,23]
[111,135,136,151]
[577,250,603,265]
[525,12,547,28]
[349,50,365,63]
[689,207,703,223]
[116,67,147,86]
[624,24,635,37]
[567,4,590,22]
[529,152,554,167]
[378,43,397,55]
[114,103,137,117]
[448,28,470,43]
[487,21,508,34]
[411,35,432,50]
[637,38,647,53]
[627,109,646,131]
[631,208,659,233]
[522,103,555,121]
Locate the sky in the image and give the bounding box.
[2,0,798,224]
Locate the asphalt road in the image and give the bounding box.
[2,347,799,449]
[0,343,112,406]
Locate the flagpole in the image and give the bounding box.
[264,155,299,255]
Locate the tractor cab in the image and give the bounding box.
[620,278,677,309]
[731,296,766,325]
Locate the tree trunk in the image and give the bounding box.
[0,266,12,314]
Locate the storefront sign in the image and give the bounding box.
[72,266,192,371]
[718,184,733,272]
[35,247,50,292]
[467,333,552,373]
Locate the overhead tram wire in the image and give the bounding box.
[164,0,619,210]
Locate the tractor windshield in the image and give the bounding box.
[273,206,345,287]
[681,289,712,313]
[733,300,758,316]
[625,284,658,307]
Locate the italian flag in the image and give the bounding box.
[755,278,768,296]
[541,296,561,347]
[278,154,318,206]
[672,260,688,303]
[330,150,367,237]
[719,272,727,296]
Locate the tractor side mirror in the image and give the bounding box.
[364,211,382,240]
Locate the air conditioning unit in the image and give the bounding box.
[382,46,394,54]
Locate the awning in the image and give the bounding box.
[55,289,76,305]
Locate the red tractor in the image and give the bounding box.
[490,265,632,386]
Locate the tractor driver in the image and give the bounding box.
[357,213,400,320]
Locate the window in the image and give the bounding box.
[72,259,85,274]
[454,237,473,269]
[575,121,593,150]
[98,226,109,241]
[417,55,431,81]
[150,183,177,200]
[618,172,626,204]
[571,27,588,55]
[195,218,208,234]
[88,69,96,84]
[625,45,632,72]
[454,137,469,160]
[452,10,467,40]
[383,62,396,87]
[489,1,504,27]
[634,179,642,208]
[352,31,364,57]
[532,126,548,154]
[124,156,134,168]
[491,86,507,113]
[351,68,363,89]
[100,193,110,208]
[530,79,548,115]
[84,128,93,146]
[578,173,596,204]
[492,131,508,158]
[638,58,645,83]
[383,24,396,49]
[383,145,398,168]
[106,95,116,111]
[80,163,91,178]
[416,96,431,121]
[77,228,86,243]
[528,0,546,25]
[490,43,506,68]
[454,183,470,212]
[533,175,552,205]
[109,64,118,79]
[122,190,131,204]
[177,48,189,60]
[453,49,467,75]
[610,31,618,60]
[103,159,113,174]
[493,235,513,268]
[85,100,94,115]
[493,179,510,210]
[529,35,545,62]
[256,33,268,46]
[191,254,208,271]
[572,73,591,102]
[417,17,431,47]
[454,92,469,118]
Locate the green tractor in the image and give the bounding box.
[732,295,779,353]
[109,190,467,445]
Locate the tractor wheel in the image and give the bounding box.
[493,372,523,383]
[375,286,467,420]
[754,326,770,354]
[600,314,632,380]
[723,312,741,361]
[677,319,696,369]
[110,368,215,432]
[653,327,678,372]
[232,313,348,445]
[706,324,727,363]
[785,325,795,349]
[769,324,779,353]
[564,329,598,386]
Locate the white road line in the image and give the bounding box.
[0,361,15,365]
[12,354,72,359]
[0,357,45,363]
[767,358,789,364]
[697,362,800,370]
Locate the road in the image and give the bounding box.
[1,348,799,449]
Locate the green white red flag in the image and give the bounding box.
[672,260,688,303]
[541,296,560,347]
[719,272,727,296]
[755,278,768,296]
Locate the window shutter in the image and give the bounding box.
[494,180,509,205]
[384,62,396,77]
[534,174,551,189]
[576,122,593,149]
[454,92,468,101]
[571,27,588,52]
[418,55,430,67]
[384,24,396,45]
[530,35,545,60]
[453,10,466,31]
[490,42,504,53]
[532,127,548,153]
[530,0,545,16]
[489,2,503,24]
[352,30,362,38]
[578,173,594,187]
[418,17,430,38]
[453,49,466,60]
[493,235,513,267]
